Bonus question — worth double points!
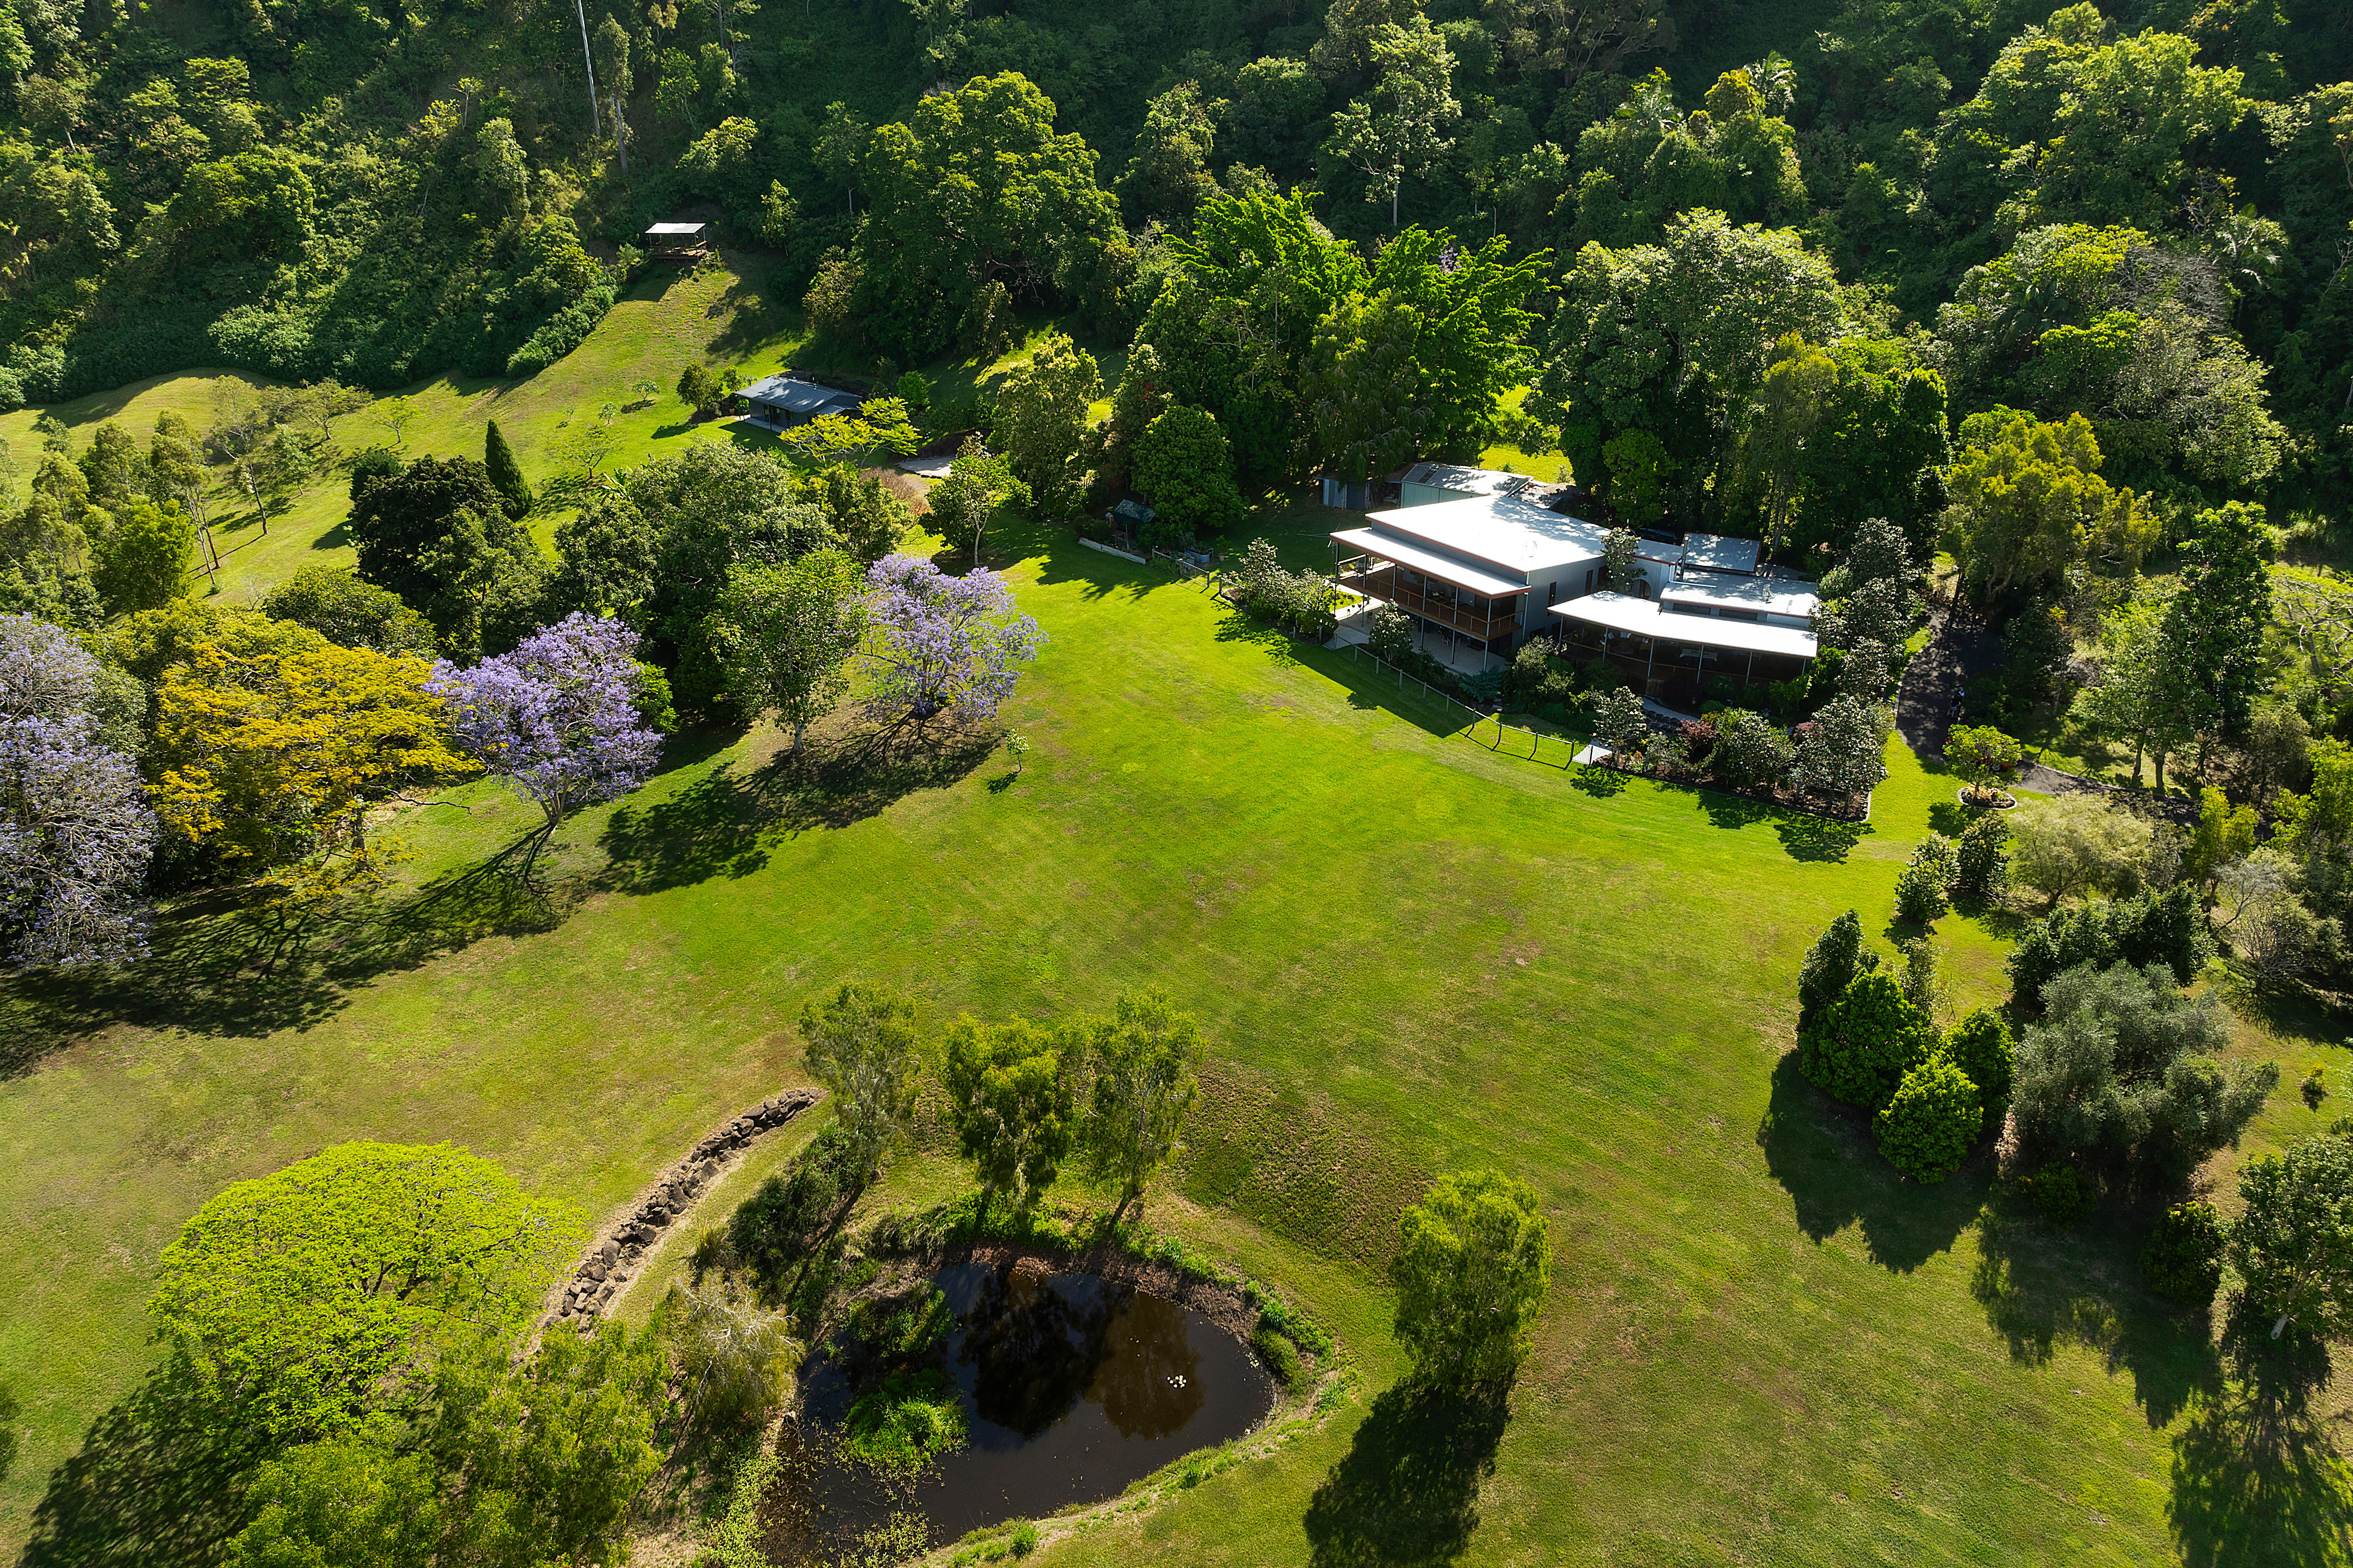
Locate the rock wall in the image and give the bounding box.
[548,1087,824,1327]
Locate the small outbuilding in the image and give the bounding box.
[642,221,711,262]
[738,373,864,429]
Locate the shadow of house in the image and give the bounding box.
[1303,1382,1509,1568]
[1754,1052,1986,1274]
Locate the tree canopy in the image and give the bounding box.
[150,1142,578,1440]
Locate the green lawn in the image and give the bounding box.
[0,509,2339,1565]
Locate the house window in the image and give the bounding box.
[1546,581,1557,606]
[1584,568,1594,593]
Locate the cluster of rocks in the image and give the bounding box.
[549,1088,823,1327]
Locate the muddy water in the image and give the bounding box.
[793,1259,1276,1548]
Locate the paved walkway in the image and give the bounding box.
[1896,606,2126,803]
[1894,604,1999,762]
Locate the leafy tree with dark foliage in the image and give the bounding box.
[343,456,546,656]
[1800,970,1936,1112]
[1796,908,1879,1028]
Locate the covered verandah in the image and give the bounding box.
[1548,591,1816,708]
[1330,525,1528,672]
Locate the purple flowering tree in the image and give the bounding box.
[860,555,1044,727]
[432,614,664,877]
[0,614,157,968]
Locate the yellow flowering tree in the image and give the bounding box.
[154,639,475,900]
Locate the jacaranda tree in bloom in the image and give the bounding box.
[0,614,157,968]
[861,555,1045,727]
[432,614,663,876]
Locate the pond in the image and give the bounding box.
[785,1257,1276,1552]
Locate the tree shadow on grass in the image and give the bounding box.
[598,722,997,895]
[1030,543,1158,602]
[2170,1313,2353,1567]
[20,1355,272,1568]
[1969,1191,2221,1429]
[1773,812,1867,863]
[1569,763,1628,798]
[1214,607,1326,669]
[1302,1381,1509,1568]
[0,722,990,1076]
[1754,1052,1985,1273]
[1305,647,1466,739]
[0,840,570,1077]
[2208,965,2353,1047]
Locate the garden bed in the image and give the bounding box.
[1593,755,1873,823]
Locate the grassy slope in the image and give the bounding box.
[0,255,807,604]
[0,504,2338,1562]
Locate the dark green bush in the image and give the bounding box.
[1797,909,1879,1029]
[1250,1323,1302,1389]
[1955,810,2012,899]
[505,282,619,378]
[1874,1055,1983,1182]
[1800,971,1936,1111]
[2020,1164,2093,1225]
[1943,1008,2016,1103]
[2141,1201,2225,1308]
[1894,835,1958,924]
[2006,884,2204,1006]
[726,1124,864,1293]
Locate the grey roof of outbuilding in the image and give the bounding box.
[644,222,708,236]
[1681,533,1763,574]
[740,375,862,414]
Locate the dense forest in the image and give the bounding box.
[3,0,2350,514]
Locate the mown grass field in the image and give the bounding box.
[1,272,2347,1568]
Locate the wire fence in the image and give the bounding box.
[1148,548,1220,590]
[1336,643,1609,771]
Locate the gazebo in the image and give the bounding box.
[642,221,711,263]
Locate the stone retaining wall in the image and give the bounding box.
[546,1087,824,1328]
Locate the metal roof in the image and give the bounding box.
[1549,591,1818,658]
[1399,462,1536,497]
[1660,576,1820,621]
[740,375,862,415]
[1360,493,1609,577]
[1331,526,1531,600]
[644,222,707,236]
[1681,533,1762,574]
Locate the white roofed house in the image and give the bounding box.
[1325,463,1819,700]
[1549,573,1820,709]
[1329,475,1614,672]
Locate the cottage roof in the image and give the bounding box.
[1680,533,1763,574]
[1332,526,1531,600]
[1397,462,1536,497]
[1659,575,1820,620]
[644,222,708,237]
[1550,591,1819,659]
[1358,492,1610,579]
[741,375,862,415]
